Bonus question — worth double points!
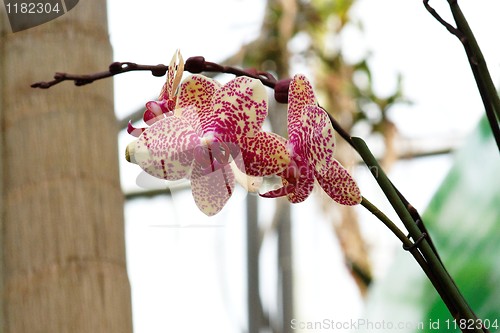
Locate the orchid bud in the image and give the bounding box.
[185,56,206,74]
[274,78,292,103]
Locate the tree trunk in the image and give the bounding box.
[0,2,133,332]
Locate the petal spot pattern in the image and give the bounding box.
[126,61,289,215]
[261,74,361,206]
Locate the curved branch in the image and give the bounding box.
[31,58,278,90]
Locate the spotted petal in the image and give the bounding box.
[230,159,263,192]
[176,74,221,132]
[287,79,319,152]
[190,161,235,216]
[261,157,315,203]
[126,112,200,180]
[211,76,268,139]
[158,49,184,102]
[299,105,337,175]
[315,159,362,205]
[284,158,315,203]
[288,74,317,123]
[237,132,290,177]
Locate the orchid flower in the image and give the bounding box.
[127,50,184,137]
[126,74,290,216]
[262,74,362,206]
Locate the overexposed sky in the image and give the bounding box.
[106,1,500,332]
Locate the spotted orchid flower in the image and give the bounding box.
[126,74,290,216]
[262,74,362,206]
[127,50,184,137]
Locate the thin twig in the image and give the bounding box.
[424,0,500,152]
[423,0,462,38]
[31,62,169,88]
[360,197,410,246]
[31,58,278,90]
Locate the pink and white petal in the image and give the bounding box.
[236,132,290,177]
[176,74,221,123]
[176,105,205,137]
[172,50,184,98]
[145,100,164,118]
[260,182,295,198]
[315,159,362,206]
[260,169,314,203]
[261,157,314,203]
[287,74,317,121]
[158,50,183,101]
[285,159,315,203]
[127,121,146,137]
[287,101,312,150]
[287,110,307,155]
[128,116,200,180]
[190,161,235,216]
[230,160,263,192]
[143,102,167,126]
[156,55,175,101]
[299,105,336,175]
[211,76,268,138]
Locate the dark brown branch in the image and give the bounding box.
[31,57,278,90]
[423,0,463,39]
[195,59,279,89]
[31,62,169,88]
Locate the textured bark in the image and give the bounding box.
[0,2,133,332]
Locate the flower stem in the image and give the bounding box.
[352,136,483,331]
[424,0,500,152]
[447,0,500,119]
[360,196,462,325]
[360,197,409,246]
[447,1,500,152]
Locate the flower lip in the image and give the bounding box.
[127,121,145,137]
[201,131,215,145]
[193,140,240,176]
[193,146,212,167]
